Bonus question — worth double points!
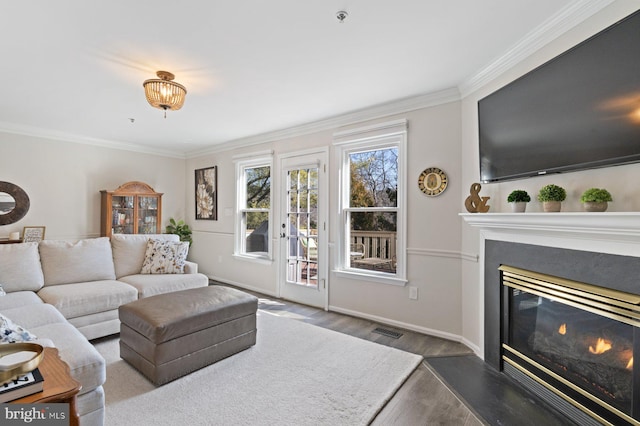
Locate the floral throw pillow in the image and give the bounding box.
[0,314,37,343]
[140,239,189,274]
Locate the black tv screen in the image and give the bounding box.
[478,9,640,183]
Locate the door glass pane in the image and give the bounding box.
[286,168,318,287]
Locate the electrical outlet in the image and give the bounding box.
[409,286,418,300]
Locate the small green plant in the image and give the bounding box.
[165,218,193,246]
[507,190,531,203]
[537,184,566,202]
[580,188,612,203]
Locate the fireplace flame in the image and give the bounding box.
[558,323,567,335]
[589,338,612,355]
[627,357,633,370]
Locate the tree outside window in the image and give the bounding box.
[237,161,272,258]
[348,147,398,273]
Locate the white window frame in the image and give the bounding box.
[234,153,273,263]
[333,119,407,286]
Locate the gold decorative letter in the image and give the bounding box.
[465,183,490,213]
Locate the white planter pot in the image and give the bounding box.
[510,202,527,213]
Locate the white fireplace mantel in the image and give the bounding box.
[461,212,640,237]
[461,212,640,257]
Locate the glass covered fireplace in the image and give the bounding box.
[501,265,640,426]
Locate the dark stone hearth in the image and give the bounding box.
[427,355,579,426]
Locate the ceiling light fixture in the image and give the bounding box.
[143,71,187,118]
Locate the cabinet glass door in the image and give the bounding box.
[138,196,158,234]
[112,196,134,234]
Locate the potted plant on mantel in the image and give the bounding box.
[537,184,566,212]
[580,188,612,212]
[507,190,531,213]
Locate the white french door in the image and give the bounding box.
[279,149,328,309]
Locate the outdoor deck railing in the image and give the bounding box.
[350,231,397,260]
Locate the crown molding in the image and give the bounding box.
[186,88,460,158]
[0,121,185,159]
[458,0,615,97]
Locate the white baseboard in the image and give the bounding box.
[206,275,279,298]
[460,337,482,358]
[328,305,466,345]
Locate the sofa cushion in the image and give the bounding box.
[37,280,138,319]
[141,239,189,274]
[111,234,180,278]
[0,242,44,292]
[0,313,37,342]
[29,322,105,396]
[0,291,44,311]
[39,237,116,286]
[1,303,67,329]
[119,273,209,299]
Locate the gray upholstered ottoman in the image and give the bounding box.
[118,286,258,385]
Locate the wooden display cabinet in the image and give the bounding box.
[100,181,163,237]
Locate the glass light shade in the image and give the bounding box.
[143,71,187,112]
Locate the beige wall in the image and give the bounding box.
[4,2,637,351]
[0,133,187,241]
[187,101,465,340]
[460,1,640,356]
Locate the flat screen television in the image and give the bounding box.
[478,9,640,183]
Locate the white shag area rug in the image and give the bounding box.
[95,312,422,426]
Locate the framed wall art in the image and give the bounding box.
[195,166,217,220]
[22,226,46,243]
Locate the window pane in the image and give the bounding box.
[349,211,397,273]
[308,168,318,190]
[245,213,269,253]
[289,170,299,191]
[246,166,270,208]
[349,148,398,208]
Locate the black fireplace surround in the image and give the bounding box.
[485,240,640,424]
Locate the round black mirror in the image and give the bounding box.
[0,182,29,225]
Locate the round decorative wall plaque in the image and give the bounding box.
[418,167,448,197]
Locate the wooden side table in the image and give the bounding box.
[13,347,81,426]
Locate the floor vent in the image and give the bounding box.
[373,327,403,339]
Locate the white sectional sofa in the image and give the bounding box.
[0,234,209,426]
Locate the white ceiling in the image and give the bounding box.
[0,1,610,157]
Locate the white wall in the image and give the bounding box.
[0,133,187,241]
[187,101,465,340]
[460,1,640,356]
